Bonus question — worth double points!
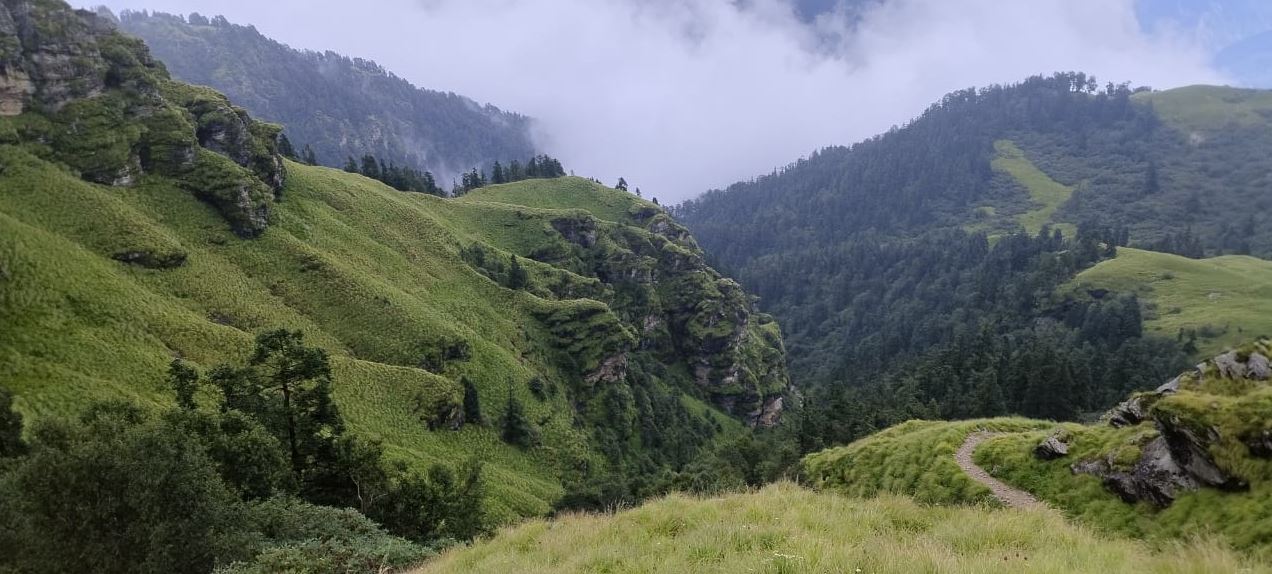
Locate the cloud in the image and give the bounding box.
[86,0,1225,202]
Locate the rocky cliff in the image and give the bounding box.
[0,0,284,237]
[1052,341,1272,507]
[461,186,790,427]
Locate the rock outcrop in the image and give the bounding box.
[0,0,286,237]
[531,199,790,427]
[1034,433,1069,460]
[1073,345,1269,507]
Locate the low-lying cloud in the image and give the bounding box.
[89,0,1225,203]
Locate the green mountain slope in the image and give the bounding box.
[413,482,1264,574]
[0,0,787,523]
[673,74,1272,449]
[1070,248,1272,356]
[804,342,1272,555]
[115,11,535,180]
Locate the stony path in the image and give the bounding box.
[955,432,1045,510]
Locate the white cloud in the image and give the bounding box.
[87,0,1225,202]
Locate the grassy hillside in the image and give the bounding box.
[975,341,1272,555]
[1135,85,1272,134]
[117,11,536,179]
[0,147,786,521]
[804,341,1272,556]
[1070,247,1272,356]
[414,483,1263,574]
[990,140,1077,236]
[801,418,1052,505]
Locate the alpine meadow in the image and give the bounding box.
[2,0,1272,573]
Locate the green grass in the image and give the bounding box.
[1,140,755,526]
[990,140,1077,236]
[801,418,1053,505]
[1135,85,1272,135]
[801,343,1272,558]
[971,341,1272,556]
[458,178,659,225]
[414,482,1264,574]
[0,150,578,521]
[1070,247,1272,356]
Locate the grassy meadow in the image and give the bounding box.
[415,482,1265,574]
[0,148,681,522]
[990,139,1077,237]
[1070,247,1272,356]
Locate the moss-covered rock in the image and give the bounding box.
[0,0,285,236]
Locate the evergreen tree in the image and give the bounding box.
[1144,161,1160,195]
[343,156,358,173]
[461,377,483,425]
[491,161,506,184]
[616,177,628,192]
[206,329,343,492]
[500,389,538,448]
[0,386,25,458]
[507,255,529,290]
[301,144,317,166]
[277,133,297,159]
[360,155,381,180]
[168,359,200,411]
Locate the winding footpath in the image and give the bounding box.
[955,432,1045,510]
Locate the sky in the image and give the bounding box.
[80,0,1229,203]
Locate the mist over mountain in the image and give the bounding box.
[116,11,537,184]
[81,0,1222,203]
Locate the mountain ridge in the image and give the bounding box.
[115,10,537,183]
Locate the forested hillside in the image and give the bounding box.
[676,74,1272,448]
[115,10,536,184]
[0,2,786,570]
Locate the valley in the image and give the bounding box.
[2,0,1272,572]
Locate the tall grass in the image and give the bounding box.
[0,152,664,522]
[415,482,1264,574]
[802,418,1052,505]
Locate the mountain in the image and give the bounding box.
[114,10,536,183]
[0,1,788,570]
[805,341,1272,556]
[674,74,1272,446]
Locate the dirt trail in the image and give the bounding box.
[955,431,1044,510]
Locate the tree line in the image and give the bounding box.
[0,331,485,573]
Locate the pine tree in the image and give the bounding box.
[277,133,297,159]
[207,330,342,486]
[507,255,529,290]
[616,177,628,192]
[500,388,537,448]
[461,377,483,425]
[361,155,381,180]
[0,386,25,458]
[343,156,358,173]
[301,144,317,166]
[168,359,200,411]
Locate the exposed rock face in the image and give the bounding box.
[1246,430,1272,458]
[552,216,598,248]
[1105,395,1151,428]
[111,249,188,269]
[1034,434,1069,460]
[0,0,285,237]
[1073,436,1200,507]
[585,353,628,386]
[1075,346,1267,507]
[0,0,106,115]
[539,202,790,427]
